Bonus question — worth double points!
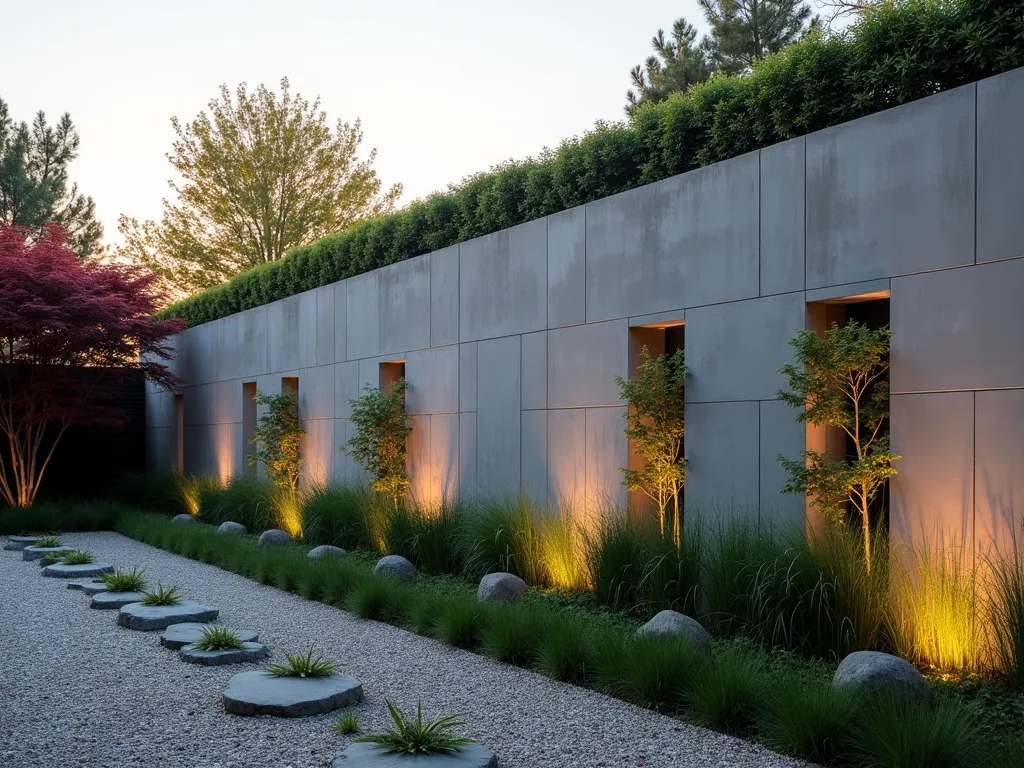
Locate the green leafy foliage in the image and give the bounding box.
[249,390,304,491]
[140,584,182,606]
[265,648,336,678]
[34,535,62,548]
[61,549,95,565]
[101,568,148,592]
[615,347,687,539]
[343,381,412,505]
[333,709,361,735]
[158,0,1024,328]
[355,701,474,755]
[192,626,246,651]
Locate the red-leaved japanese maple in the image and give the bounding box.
[0,223,185,507]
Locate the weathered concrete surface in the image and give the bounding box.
[222,671,363,717]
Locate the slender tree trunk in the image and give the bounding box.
[859,490,872,574]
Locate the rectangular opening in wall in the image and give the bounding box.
[242,382,257,476]
[379,361,406,392]
[627,319,685,527]
[281,376,299,396]
[173,393,184,474]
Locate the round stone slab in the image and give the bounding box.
[331,743,497,767]
[23,545,73,561]
[67,579,107,592]
[159,623,259,650]
[180,642,267,666]
[118,602,219,631]
[4,535,39,551]
[43,562,114,578]
[91,591,145,609]
[223,671,363,717]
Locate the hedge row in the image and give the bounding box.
[160,0,1024,327]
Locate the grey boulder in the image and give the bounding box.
[332,743,497,767]
[23,545,73,562]
[171,514,197,525]
[477,572,527,602]
[258,529,293,548]
[160,623,259,650]
[373,555,417,582]
[117,602,219,631]
[832,651,930,703]
[308,545,347,560]
[4,535,39,551]
[43,562,114,579]
[218,521,248,535]
[223,670,363,717]
[90,591,145,609]
[180,642,267,666]
[637,610,711,651]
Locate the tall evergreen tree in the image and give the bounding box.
[626,19,712,115]
[698,0,818,74]
[0,100,103,258]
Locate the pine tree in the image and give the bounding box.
[626,19,712,115]
[699,0,818,75]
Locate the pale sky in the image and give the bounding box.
[0,0,827,249]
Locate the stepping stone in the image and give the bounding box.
[42,562,114,578]
[91,591,145,609]
[118,602,219,631]
[179,642,267,666]
[308,545,346,560]
[23,545,73,562]
[218,521,248,535]
[67,579,107,592]
[4,535,39,551]
[160,623,259,650]
[331,742,498,767]
[171,514,197,524]
[223,671,362,717]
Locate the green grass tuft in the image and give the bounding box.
[140,584,182,606]
[687,646,766,734]
[596,632,706,712]
[333,709,361,735]
[61,549,96,565]
[481,603,543,666]
[355,701,474,754]
[265,648,335,678]
[192,626,246,651]
[759,678,860,765]
[34,535,63,548]
[101,568,148,592]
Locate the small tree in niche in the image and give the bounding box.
[344,379,413,507]
[777,320,899,573]
[616,347,687,542]
[249,390,304,491]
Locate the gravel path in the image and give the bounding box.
[0,532,804,768]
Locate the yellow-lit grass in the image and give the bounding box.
[890,545,981,673]
[175,473,221,517]
[538,508,590,591]
[270,486,304,538]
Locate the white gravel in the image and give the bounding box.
[0,532,805,768]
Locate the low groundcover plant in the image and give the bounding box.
[356,701,474,754]
[61,549,96,565]
[333,709,361,735]
[140,584,183,606]
[101,567,148,592]
[193,626,245,651]
[265,648,335,678]
[34,535,63,548]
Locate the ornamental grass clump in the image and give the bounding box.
[265,648,335,678]
[759,678,860,765]
[192,626,246,652]
[140,584,183,606]
[61,549,96,565]
[34,535,62,548]
[687,646,767,734]
[333,709,361,735]
[101,568,148,592]
[355,701,474,755]
[596,632,706,711]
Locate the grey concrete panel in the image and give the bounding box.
[333,282,348,363]
[183,384,215,427]
[211,423,240,483]
[547,206,586,329]
[214,380,240,425]
[334,362,360,420]
[890,393,974,553]
[218,307,268,382]
[521,331,547,410]
[460,219,546,342]
[548,320,628,409]
[315,285,335,366]
[298,289,317,369]
[806,84,975,288]
[407,414,429,502]
[975,389,1024,557]
[145,390,170,430]
[686,293,804,403]
[521,410,548,507]
[422,414,460,505]
[181,323,218,386]
[459,342,477,413]
[759,137,805,296]
[978,68,1024,263]
[183,425,215,476]
[585,153,759,322]
[406,345,459,415]
[476,335,521,496]
[380,256,431,356]
[336,419,367,484]
[357,358,379,392]
[891,259,1024,394]
[459,412,477,498]
[267,296,301,374]
[299,365,335,421]
[346,272,380,360]
[547,409,586,512]
[684,401,760,524]
[758,399,806,529]
[585,407,628,517]
[431,246,460,346]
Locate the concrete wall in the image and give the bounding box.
[147,68,1024,554]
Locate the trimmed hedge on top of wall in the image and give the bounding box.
[159,0,1024,328]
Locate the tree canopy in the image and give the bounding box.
[626,20,712,116]
[118,78,402,298]
[0,100,103,258]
